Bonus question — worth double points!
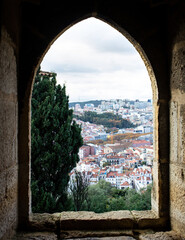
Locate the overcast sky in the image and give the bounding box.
[41,17,152,103]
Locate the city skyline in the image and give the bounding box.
[41,17,152,102]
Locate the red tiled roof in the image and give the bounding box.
[91,174,98,178]
[121,181,130,186]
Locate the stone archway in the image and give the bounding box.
[18,4,169,233]
[3,1,185,239]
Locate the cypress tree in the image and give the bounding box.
[31,68,83,213]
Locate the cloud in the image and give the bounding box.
[59,18,136,54]
[57,69,152,102]
[41,17,152,102]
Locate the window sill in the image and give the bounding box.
[29,210,168,238]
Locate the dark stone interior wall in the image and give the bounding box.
[169,1,185,235]
[19,0,171,227]
[0,0,185,239]
[0,1,19,239]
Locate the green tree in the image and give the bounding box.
[31,68,83,213]
[74,111,135,129]
[78,182,151,213]
[86,185,108,213]
[107,196,127,211]
[85,180,112,213]
[124,185,152,210]
[69,170,89,211]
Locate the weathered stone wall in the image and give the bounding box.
[18,2,170,231]
[0,26,18,239]
[169,1,185,236]
[17,0,171,234]
[0,0,185,239]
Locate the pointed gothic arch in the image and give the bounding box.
[19,9,169,233]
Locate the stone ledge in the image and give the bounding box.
[12,232,57,240]
[67,237,135,240]
[29,210,165,233]
[60,211,134,230]
[131,211,168,229]
[13,232,136,239]
[139,231,185,240]
[29,213,61,232]
[60,230,134,239]
[13,231,185,240]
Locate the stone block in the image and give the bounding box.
[171,44,185,93]
[0,222,16,240]
[170,163,185,236]
[0,165,17,203]
[29,213,61,232]
[171,216,185,237]
[60,231,134,239]
[131,211,167,230]
[0,170,6,203]
[170,101,178,163]
[0,200,17,240]
[0,183,17,218]
[6,164,18,193]
[60,211,134,231]
[13,232,57,240]
[0,100,18,172]
[139,231,185,240]
[170,164,185,206]
[151,161,158,213]
[179,104,185,164]
[66,237,135,240]
[170,102,185,164]
[0,27,17,95]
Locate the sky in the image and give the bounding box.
[41,17,152,103]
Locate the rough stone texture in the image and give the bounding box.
[139,231,185,240]
[150,161,159,215]
[1,0,185,239]
[0,26,18,240]
[131,211,166,230]
[13,232,136,240]
[67,237,135,240]
[29,213,61,232]
[60,231,134,239]
[171,47,185,93]
[179,104,185,164]
[30,212,168,238]
[170,101,178,163]
[13,231,185,240]
[13,232,57,240]
[60,211,134,230]
[170,15,185,236]
[169,164,185,234]
[61,211,133,220]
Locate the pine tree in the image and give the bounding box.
[31,68,83,213]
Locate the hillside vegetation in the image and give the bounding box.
[68,179,151,212]
[74,111,135,129]
[69,100,102,108]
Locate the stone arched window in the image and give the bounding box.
[18,9,170,235]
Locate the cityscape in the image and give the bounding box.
[69,99,153,192]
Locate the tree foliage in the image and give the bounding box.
[31,68,83,213]
[69,170,89,211]
[68,180,152,213]
[74,111,135,129]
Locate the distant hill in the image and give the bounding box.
[74,111,135,129]
[69,100,103,108]
[69,99,139,109]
